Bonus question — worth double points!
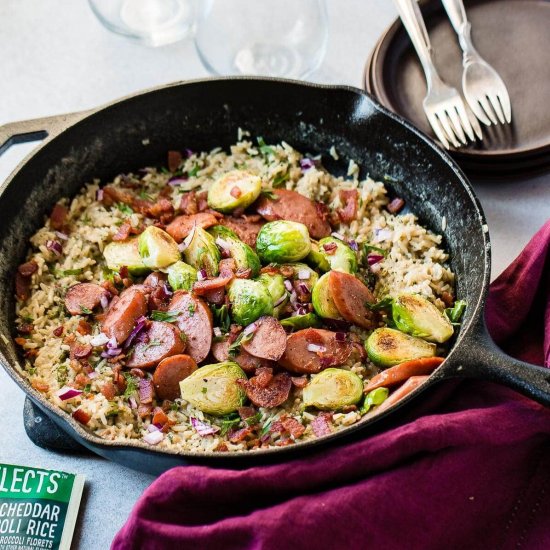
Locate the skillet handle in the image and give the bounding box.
[0,111,91,156]
[435,317,550,406]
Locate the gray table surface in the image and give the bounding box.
[0,1,548,548]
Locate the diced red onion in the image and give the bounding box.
[55,386,83,401]
[300,158,316,171]
[297,282,310,294]
[96,188,104,201]
[215,237,232,251]
[296,306,308,316]
[168,176,189,186]
[143,430,164,445]
[184,148,193,158]
[331,232,345,241]
[101,347,122,358]
[179,224,196,252]
[124,316,147,349]
[55,231,68,241]
[87,370,99,379]
[161,283,173,297]
[367,254,385,266]
[284,280,293,292]
[335,332,346,342]
[243,322,258,336]
[260,433,271,444]
[348,240,359,252]
[191,417,220,436]
[297,270,310,280]
[147,423,159,433]
[197,269,207,281]
[90,332,110,346]
[307,343,327,353]
[46,240,62,256]
[289,291,298,308]
[178,241,189,252]
[129,396,138,409]
[273,293,288,307]
[213,327,222,337]
[311,415,332,437]
[100,293,110,310]
[387,197,405,214]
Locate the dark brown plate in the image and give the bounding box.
[364,0,550,176]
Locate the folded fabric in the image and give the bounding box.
[113,220,550,550]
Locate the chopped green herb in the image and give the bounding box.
[211,304,231,333]
[102,267,117,282]
[150,310,182,323]
[79,306,92,315]
[201,387,208,394]
[383,174,399,183]
[56,364,68,385]
[138,189,154,201]
[257,136,274,157]
[83,384,92,393]
[363,244,388,257]
[123,372,139,398]
[115,202,134,215]
[142,339,162,352]
[160,167,170,175]
[261,189,279,200]
[187,303,196,316]
[188,164,200,178]
[81,213,91,225]
[228,331,254,357]
[244,412,262,426]
[179,332,187,344]
[260,420,273,437]
[21,315,34,324]
[106,402,119,418]
[170,402,179,411]
[233,161,248,170]
[27,366,37,375]
[219,413,241,436]
[445,300,467,325]
[365,297,394,311]
[56,268,84,277]
[271,172,289,188]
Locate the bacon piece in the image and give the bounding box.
[230,186,242,198]
[281,416,305,439]
[193,272,234,295]
[18,324,33,335]
[237,406,257,421]
[291,376,308,388]
[254,367,274,388]
[241,371,292,408]
[337,189,359,223]
[152,407,169,427]
[196,191,209,212]
[130,368,146,379]
[441,291,454,308]
[138,378,154,404]
[387,197,405,214]
[204,287,225,305]
[31,380,49,392]
[50,204,68,231]
[71,343,92,359]
[179,191,198,215]
[219,215,264,247]
[146,198,175,223]
[165,212,219,243]
[311,413,332,437]
[112,221,132,241]
[18,261,38,277]
[229,427,252,443]
[72,408,91,424]
[15,272,32,301]
[73,373,89,389]
[77,319,92,336]
[168,150,182,172]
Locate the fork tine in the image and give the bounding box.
[488,94,506,125]
[478,96,498,125]
[426,111,450,150]
[467,97,492,126]
[455,102,481,141]
[437,112,461,148]
[466,107,483,141]
[498,93,512,124]
[447,106,468,144]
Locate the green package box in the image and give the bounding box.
[0,463,84,550]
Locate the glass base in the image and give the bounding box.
[233,43,301,77]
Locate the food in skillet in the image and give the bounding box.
[14,136,464,452]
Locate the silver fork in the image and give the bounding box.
[442,0,512,126]
[394,0,482,149]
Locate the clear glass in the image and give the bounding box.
[195,0,328,79]
[88,0,197,47]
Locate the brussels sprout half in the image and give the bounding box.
[311,272,342,320]
[392,293,454,343]
[317,237,358,274]
[207,170,262,213]
[280,263,319,288]
[208,225,261,277]
[303,368,364,411]
[103,238,149,276]
[258,273,287,317]
[137,226,181,269]
[179,362,247,416]
[306,241,331,272]
[182,226,221,277]
[365,328,436,368]
[256,221,311,263]
[165,261,197,291]
[280,313,321,330]
[228,279,274,326]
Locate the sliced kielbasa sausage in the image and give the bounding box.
[279,328,353,374]
[65,283,108,316]
[126,321,185,369]
[255,189,331,239]
[153,354,197,401]
[211,337,263,374]
[168,291,213,364]
[218,215,264,247]
[241,316,287,361]
[329,271,378,329]
[373,376,429,414]
[165,212,219,243]
[241,369,292,408]
[101,286,147,344]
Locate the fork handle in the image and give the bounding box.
[393,0,442,88]
[441,0,480,60]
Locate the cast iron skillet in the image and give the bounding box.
[0,78,548,475]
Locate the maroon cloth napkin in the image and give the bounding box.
[113,221,550,550]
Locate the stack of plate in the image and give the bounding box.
[364,0,550,178]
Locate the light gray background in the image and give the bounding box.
[0,1,548,548]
